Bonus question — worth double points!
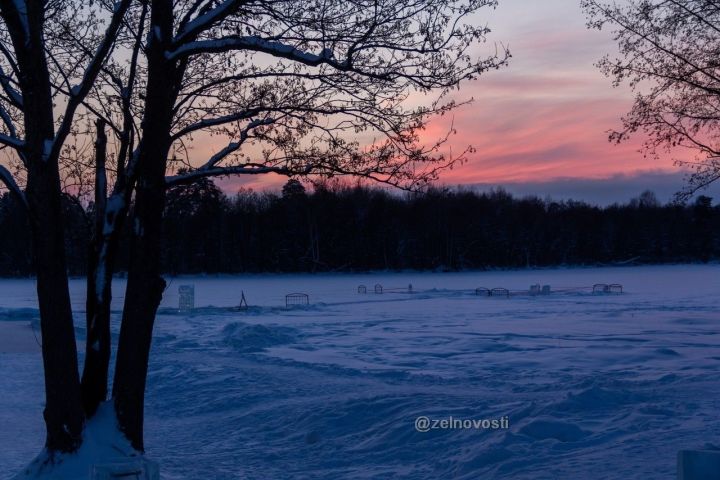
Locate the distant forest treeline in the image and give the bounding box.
[1,180,718,276]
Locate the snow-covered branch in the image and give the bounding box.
[0,104,16,136]
[0,131,23,149]
[167,35,347,69]
[165,163,311,186]
[0,164,26,206]
[200,118,275,167]
[171,108,268,140]
[174,0,247,45]
[0,0,29,47]
[0,65,22,108]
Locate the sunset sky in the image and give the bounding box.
[2,1,714,205]
[217,0,720,204]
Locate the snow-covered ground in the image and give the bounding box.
[1,265,720,479]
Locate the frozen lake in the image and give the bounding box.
[1,265,720,479]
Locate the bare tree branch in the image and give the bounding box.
[0,132,23,149]
[49,0,133,163]
[583,0,720,197]
[0,163,26,207]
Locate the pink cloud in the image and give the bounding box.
[192,0,692,199]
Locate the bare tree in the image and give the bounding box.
[3,0,508,469]
[582,0,720,200]
[0,0,131,455]
[106,0,508,452]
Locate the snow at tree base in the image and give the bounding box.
[9,402,139,480]
[1,265,720,479]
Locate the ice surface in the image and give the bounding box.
[1,265,720,479]
[0,321,40,354]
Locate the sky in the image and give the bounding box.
[430,0,712,204]
[2,1,716,205]
[217,0,720,205]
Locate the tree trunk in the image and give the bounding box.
[112,173,167,451]
[81,119,113,418]
[6,0,87,451]
[112,0,177,451]
[26,161,85,453]
[112,132,170,450]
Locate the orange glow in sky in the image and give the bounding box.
[211,0,712,204]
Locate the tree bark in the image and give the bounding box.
[26,161,85,453]
[2,0,87,452]
[113,0,177,451]
[112,172,167,451]
[81,119,113,418]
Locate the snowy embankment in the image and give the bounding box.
[1,265,720,479]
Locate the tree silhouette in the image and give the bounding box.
[583,0,720,200]
[1,0,508,466]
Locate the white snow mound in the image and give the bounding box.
[12,402,142,480]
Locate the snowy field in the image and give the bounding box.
[1,265,720,479]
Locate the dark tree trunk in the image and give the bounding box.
[26,161,85,453]
[113,0,177,451]
[111,176,167,451]
[1,0,87,452]
[81,119,113,418]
